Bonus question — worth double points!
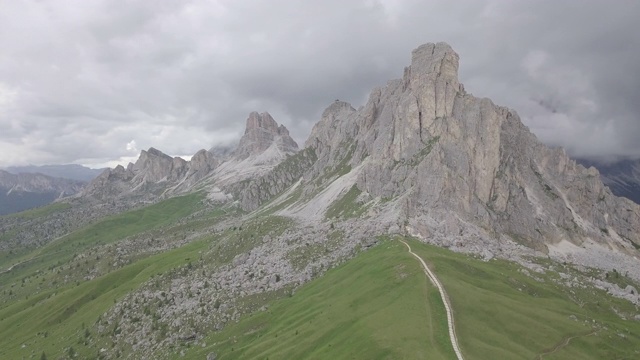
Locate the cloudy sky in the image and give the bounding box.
[0,0,638,168]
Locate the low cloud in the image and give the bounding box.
[0,0,638,168]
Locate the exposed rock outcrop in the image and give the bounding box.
[82,148,194,200]
[249,42,640,254]
[81,112,298,201]
[80,42,640,257]
[232,112,299,161]
[578,158,640,204]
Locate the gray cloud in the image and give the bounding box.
[0,0,638,168]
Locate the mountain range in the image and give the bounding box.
[1,42,639,359]
[0,170,85,215]
[5,164,104,182]
[83,42,640,255]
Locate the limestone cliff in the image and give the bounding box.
[246,42,639,254]
[232,112,298,161]
[83,147,203,200]
[82,112,298,200]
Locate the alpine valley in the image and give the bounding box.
[1,43,639,360]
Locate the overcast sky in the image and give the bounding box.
[1,0,638,168]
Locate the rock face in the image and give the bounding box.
[232,112,299,161]
[81,42,640,255]
[82,147,194,200]
[82,112,298,200]
[0,170,85,214]
[249,42,640,254]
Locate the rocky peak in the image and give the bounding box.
[191,149,218,171]
[289,41,639,254]
[135,147,172,169]
[233,112,299,160]
[305,101,357,154]
[406,42,461,119]
[245,112,278,134]
[321,100,356,120]
[126,147,186,184]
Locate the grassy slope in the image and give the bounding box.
[411,238,640,360]
[324,184,367,220]
[0,192,219,359]
[186,237,640,360]
[0,192,205,289]
[2,191,639,360]
[186,240,454,360]
[0,239,211,359]
[0,202,72,269]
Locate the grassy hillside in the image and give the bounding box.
[1,192,206,285]
[186,239,454,360]
[186,237,640,360]
[0,239,212,359]
[411,241,640,359]
[0,192,231,359]
[2,191,639,360]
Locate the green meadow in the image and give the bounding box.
[1,191,639,360]
[187,237,640,360]
[0,193,220,359]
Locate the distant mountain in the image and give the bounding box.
[82,111,298,201]
[0,170,85,215]
[577,159,640,204]
[5,164,104,182]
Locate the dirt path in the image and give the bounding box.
[534,330,596,359]
[400,239,464,360]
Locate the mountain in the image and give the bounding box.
[82,147,203,201]
[0,170,85,215]
[81,42,639,266]
[231,111,298,160]
[577,158,640,204]
[2,42,640,359]
[82,111,298,201]
[238,42,639,255]
[5,164,104,182]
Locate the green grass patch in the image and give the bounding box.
[207,216,292,265]
[0,192,206,286]
[187,237,640,360]
[0,237,212,359]
[407,238,640,360]
[315,143,356,187]
[185,240,453,360]
[256,184,303,217]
